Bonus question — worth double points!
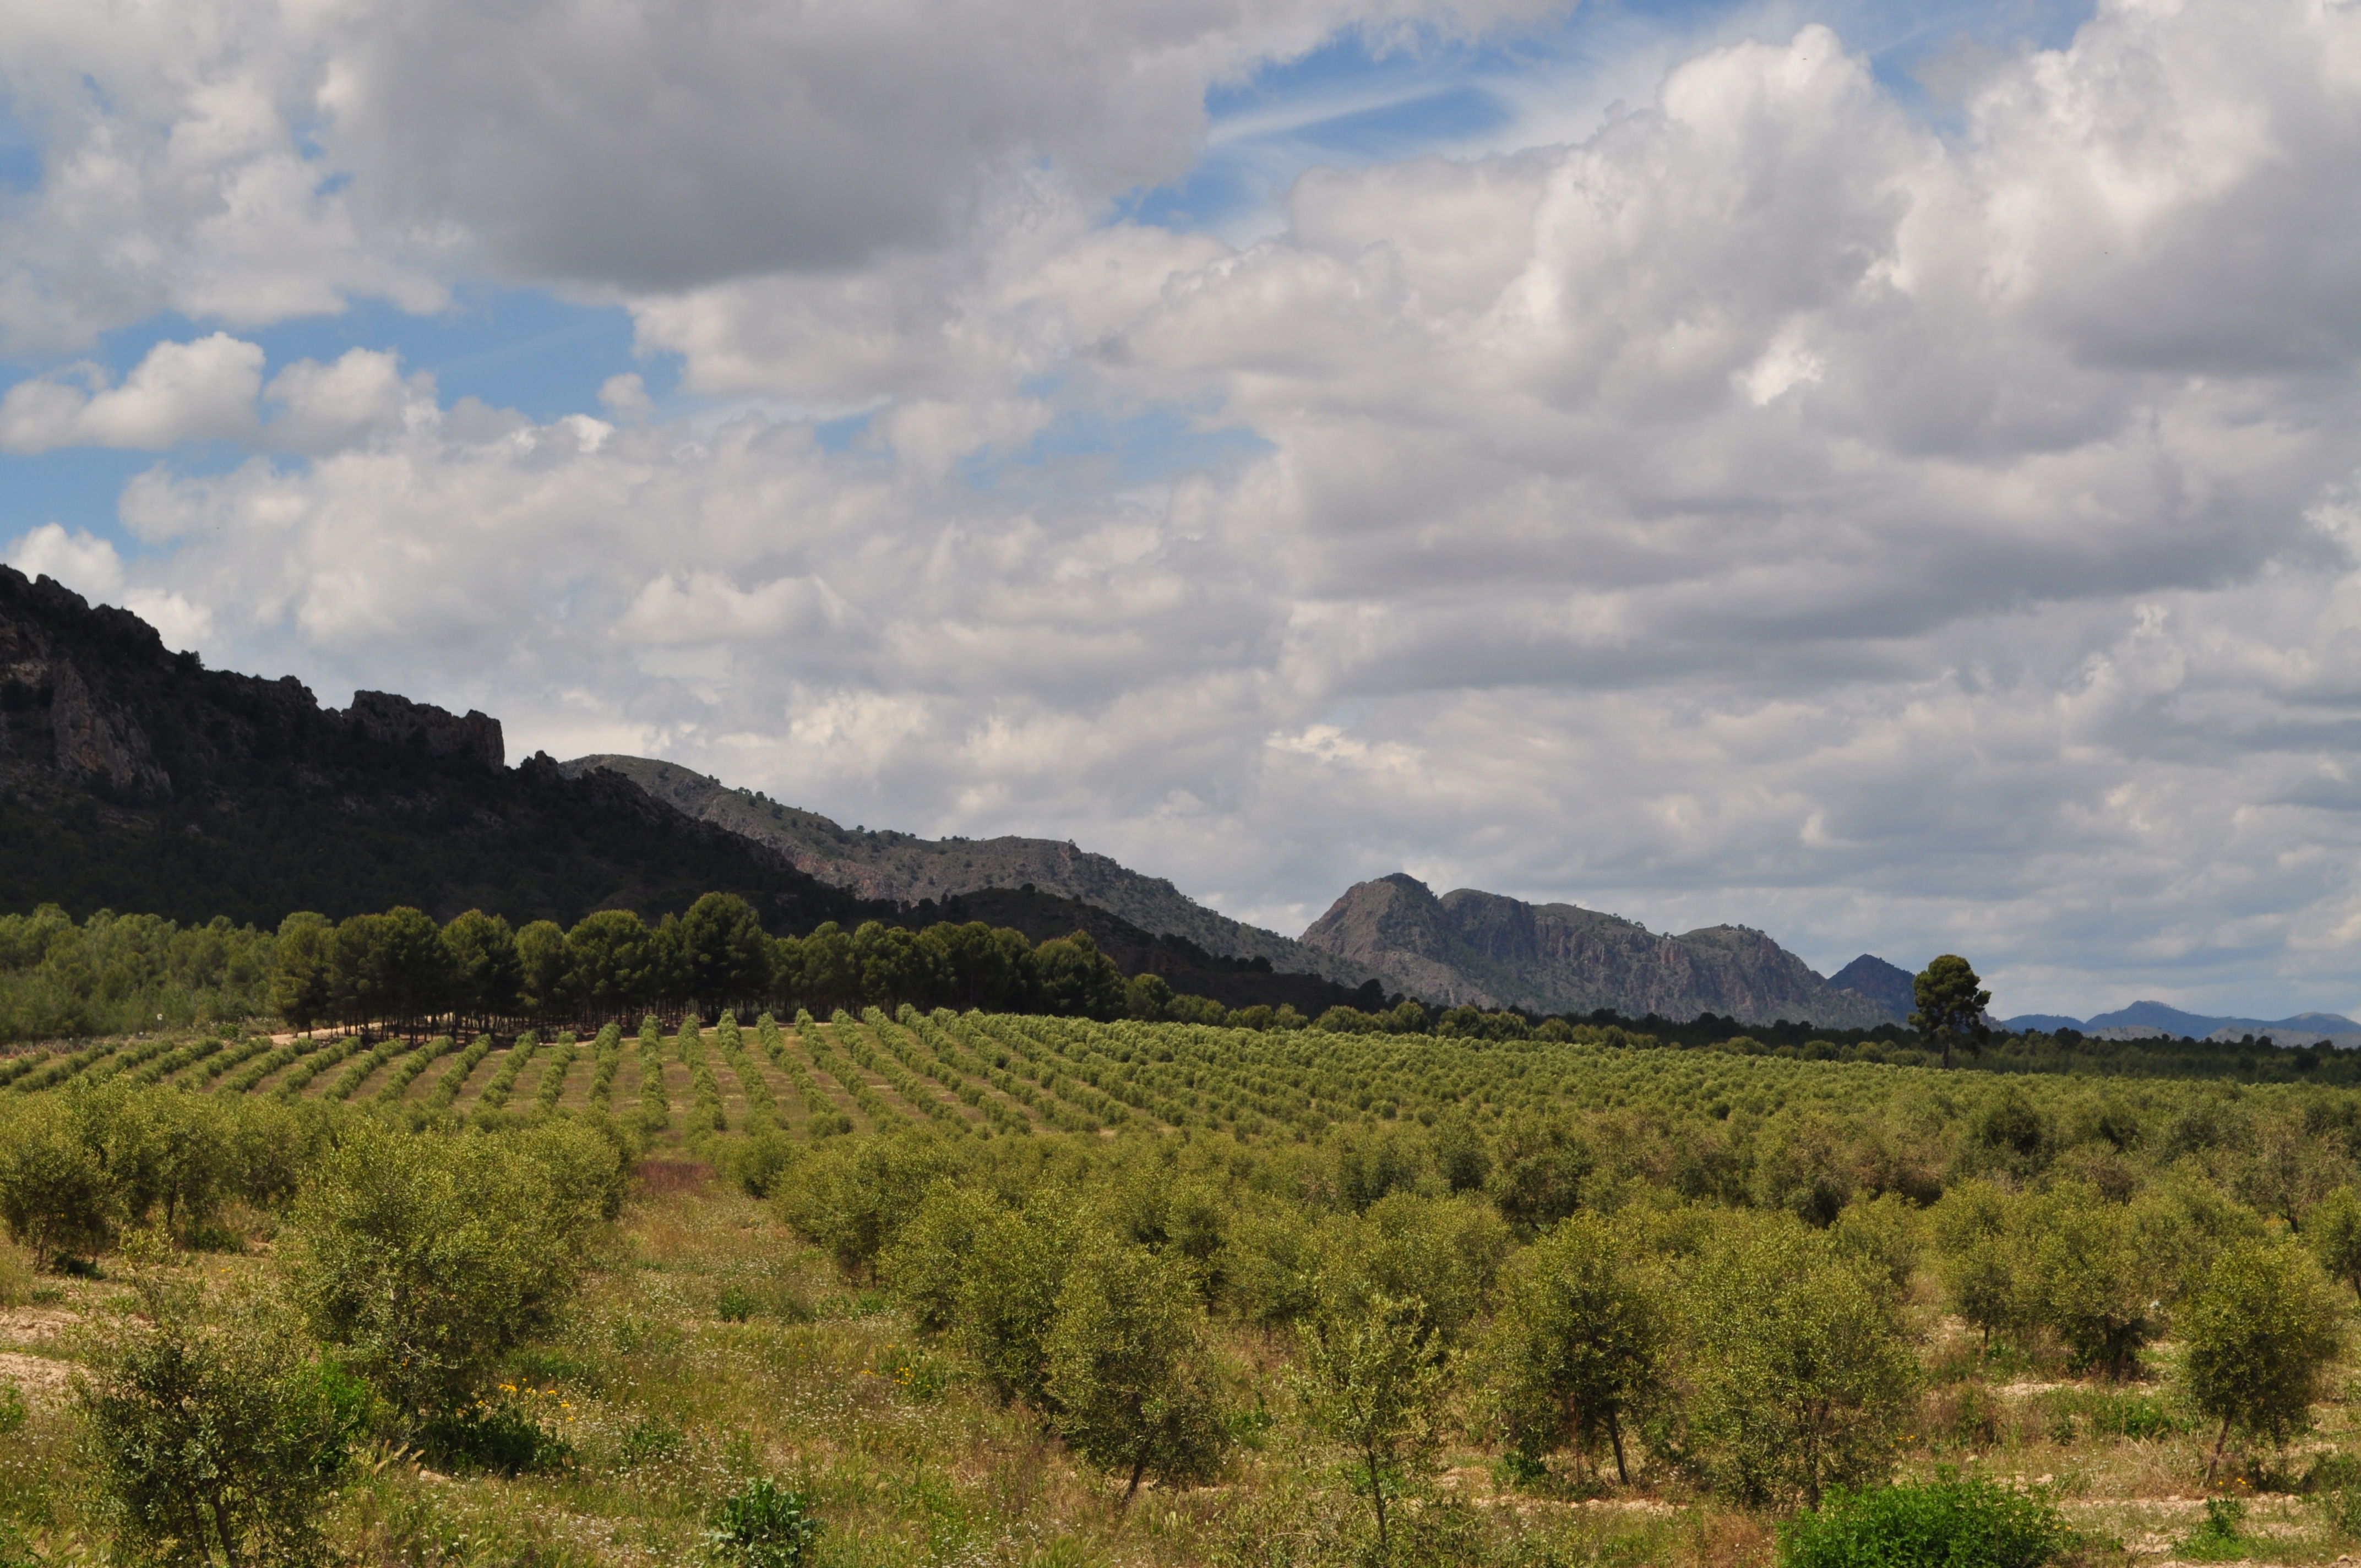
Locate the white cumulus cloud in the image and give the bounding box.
[0,334,264,453]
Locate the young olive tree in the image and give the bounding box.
[1475,1212,1664,1484]
[774,1131,963,1281]
[2017,1182,2180,1378]
[1293,1287,1448,1551]
[2182,1240,2344,1483]
[1679,1221,1916,1507]
[82,1261,353,1568]
[289,1120,615,1423]
[1044,1238,1230,1504]
[1929,1180,2027,1350]
[0,1096,112,1266]
[2306,1186,2361,1302]
[959,1194,1091,1409]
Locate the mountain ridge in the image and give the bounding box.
[563,753,1380,987]
[1297,873,1901,1028]
[2002,1001,2361,1048]
[0,566,899,931]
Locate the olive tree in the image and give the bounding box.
[2182,1240,2344,1483]
[1679,1221,1916,1507]
[2306,1186,2361,1301]
[1475,1212,1663,1484]
[82,1261,353,1568]
[0,1096,112,1265]
[774,1131,962,1281]
[1044,1238,1230,1503]
[1293,1287,1448,1551]
[959,1194,1091,1408]
[1929,1180,2027,1349]
[2017,1182,2179,1378]
[289,1121,616,1422]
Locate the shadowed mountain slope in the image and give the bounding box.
[1828,954,1918,1020]
[0,568,894,932]
[1298,873,1901,1028]
[565,753,1377,986]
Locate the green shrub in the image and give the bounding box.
[705,1478,823,1568]
[0,1103,111,1265]
[80,1274,352,1568]
[0,1379,24,1434]
[417,1395,574,1476]
[1778,1475,2076,1568]
[289,1120,617,1422]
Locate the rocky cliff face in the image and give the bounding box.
[339,691,503,772]
[1301,873,1901,1028]
[0,567,888,931]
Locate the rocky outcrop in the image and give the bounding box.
[564,753,1377,986]
[337,691,504,772]
[47,657,172,801]
[0,565,891,931]
[1302,874,1898,1028]
[0,594,173,802]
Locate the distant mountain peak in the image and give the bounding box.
[1300,874,1901,1027]
[1828,954,1917,1020]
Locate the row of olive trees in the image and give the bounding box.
[771,1126,2351,1538]
[3,1086,624,1566]
[0,1076,328,1263]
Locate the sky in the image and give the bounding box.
[3,0,2359,1021]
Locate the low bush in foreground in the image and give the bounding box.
[1777,1475,2076,1568]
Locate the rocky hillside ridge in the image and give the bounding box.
[564,753,1379,987]
[0,568,894,932]
[1298,874,1903,1028]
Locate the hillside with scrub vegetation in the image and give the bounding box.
[6,976,2361,1566]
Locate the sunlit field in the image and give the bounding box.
[6,1010,2361,1567]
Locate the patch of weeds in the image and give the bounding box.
[619,1416,686,1470]
[419,1395,575,1477]
[1226,1396,1274,1452]
[2315,1487,2361,1540]
[864,1342,946,1402]
[182,1221,246,1254]
[0,1381,24,1435]
[2179,1499,2250,1561]
[706,1478,823,1567]
[1935,1382,2002,1450]
[2041,1387,2190,1444]
[718,1284,757,1322]
[1492,1445,1552,1493]
[508,1348,600,1389]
